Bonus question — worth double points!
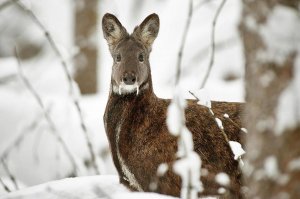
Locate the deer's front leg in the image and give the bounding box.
[120,176,139,191]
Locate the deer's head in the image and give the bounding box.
[102,13,159,95]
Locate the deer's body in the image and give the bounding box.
[102,13,244,198]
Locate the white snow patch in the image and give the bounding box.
[244,15,257,32]
[288,157,300,171]
[241,128,248,134]
[259,70,276,87]
[223,113,229,118]
[258,5,300,65]
[167,88,186,136]
[173,152,203,199]
[215,118,224,130]
[167,101,183,136]
[264,156,279,180]
[157,163,169,177]
[168,87,203,199]
[275,61,300,135]
[191,89,211,109]
[0,175,179,199]
[176,127,194,158]
[215,173,230,186]
[228,141,245,160]
[218,187,226,194]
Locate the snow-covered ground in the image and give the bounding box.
[0,0,244,197]
[0,175,178,199]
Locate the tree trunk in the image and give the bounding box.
[74,0,99,94]
[240,0,300,198]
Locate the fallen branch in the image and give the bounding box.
[0,0,100,174]
[0,176,11,192]
[200,0,227,88]
[15,47,80,176]
[1,158,19,190]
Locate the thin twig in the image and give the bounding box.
[0,176,11,192]
[190,90,243,133]
[200,0,227,88]
[189,91,229,142]
[74,100,100,174]
[0,114,41,160]
[1,158,19,190]
[15,47,79,176]
[6,0,100,174]
[180,37,237,77]
[175,0,193,85]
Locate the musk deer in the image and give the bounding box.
[102,13,245,198]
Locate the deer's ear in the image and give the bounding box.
[133,13,159,50]
[102,13,128,47]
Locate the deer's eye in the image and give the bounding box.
[138,54,144,62]
[116,54,121,62]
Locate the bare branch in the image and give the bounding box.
[1,158,19,190]
[175,0,193,85]
[0,0,15,12]
[1,0,100,174]
[15,47,80,176]
[0,114,41,160]
[0,176,11,192]
[200,0,227,88]
[189,91,229,142]
[181,37,237,77]
[73,100,100,174]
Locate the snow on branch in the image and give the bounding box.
[190,89,245,166]
[170,0,203,197]
[200,0,227,88]
[15,47,80,176]
[167,1,204,198]
[167,89,203,199]
[0,0,100,174]
[0,176,11,192]
[1,158,19,191]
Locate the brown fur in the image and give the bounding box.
[102,13,245,198]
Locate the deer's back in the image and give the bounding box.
[104,95,245,197]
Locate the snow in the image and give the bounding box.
[223,113,229,118]
[228,141,245,160]
[167,88,203,199]
[264,156,279,180]
[167,100,183,136]
[258,5,300,65]
[215,118,224,130]
[157,163,168,177]
[288,157,300,171]
[217,187,226,194]
[240,128,248,134]
[275,61,300,135]
[0,175,178,199]
[191,89,211,108]
[215,172,230,186]
[0,0,245,198]
[173,152,203,199]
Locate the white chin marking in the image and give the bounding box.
[113,83,140,95]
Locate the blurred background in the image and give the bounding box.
[0,0,245,192]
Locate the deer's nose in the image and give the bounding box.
[122,73,136,85]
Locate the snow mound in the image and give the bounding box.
[0,175,178,199]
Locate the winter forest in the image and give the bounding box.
[0,0,299,198]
